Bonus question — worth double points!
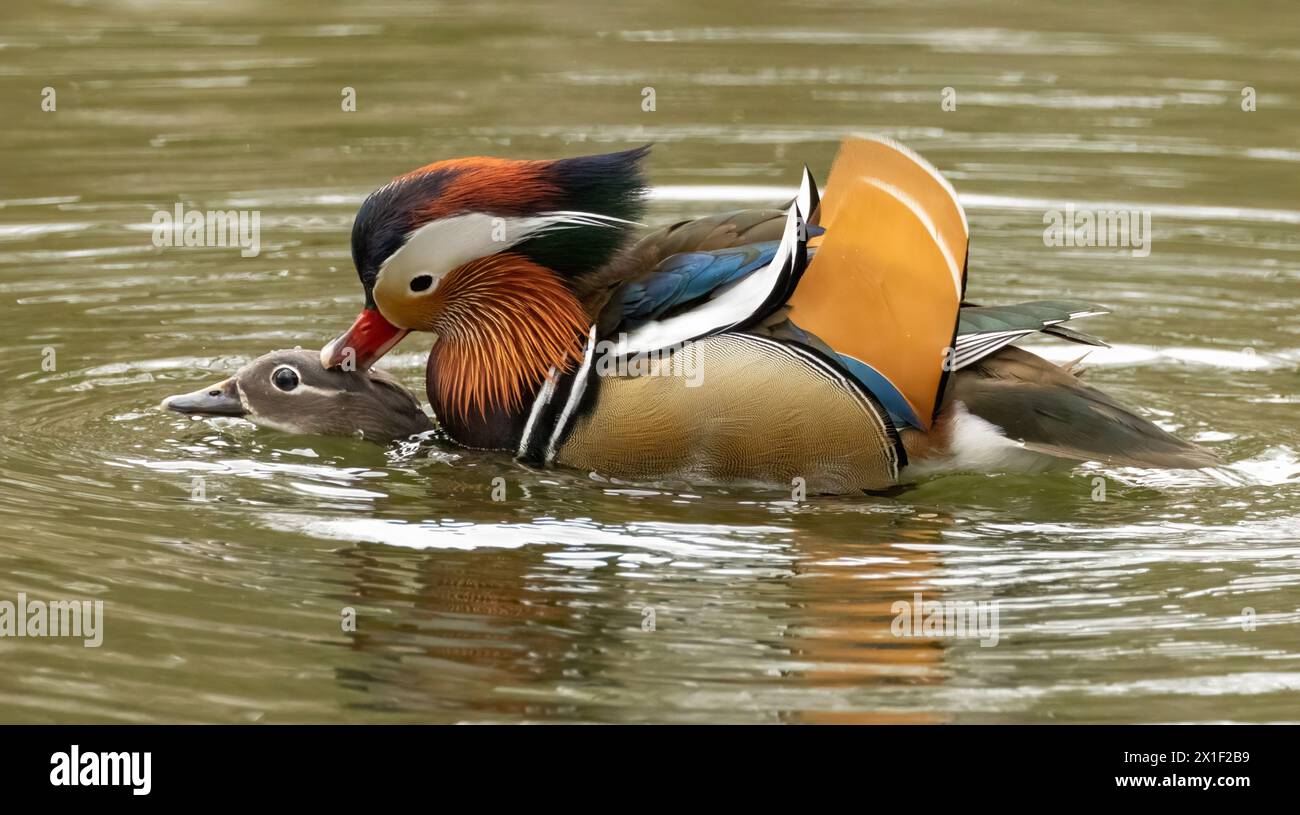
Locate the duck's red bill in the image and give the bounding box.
[320,308,410,371]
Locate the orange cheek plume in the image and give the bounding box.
[428,253,589,422]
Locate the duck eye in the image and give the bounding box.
[409,274,433,293]
[271,366,300,392]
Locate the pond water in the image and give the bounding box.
[1,0,1297,722]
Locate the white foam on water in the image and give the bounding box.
[1080,672,1300,697]
[0,222,95,238]
[122,455,388,483]
[268,513,796,569]
[287,481,386,499]
[962,193,1300,226]
[1029,342,1292,371]
[1217,446,1300,487]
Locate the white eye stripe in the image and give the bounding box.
[286,383,346,398]
[263,366,350,400]
[378,211,642,290]
[377,213,512,297]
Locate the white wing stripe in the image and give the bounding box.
[544,326,599,465]
[619,200,804,355]
[517,367,559,459]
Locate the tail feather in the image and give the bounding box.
[1041,323,1109,348]
[949,345,1220,469]
[952,300,1109,369]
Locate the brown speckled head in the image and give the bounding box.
[162,349,433,443]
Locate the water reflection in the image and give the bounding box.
[266,499,964,723]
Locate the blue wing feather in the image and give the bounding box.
[615,241,781,329]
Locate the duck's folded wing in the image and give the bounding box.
[602,185,813,354]
[631,209,789,262]
[952,345,1220,469]
[599,241,782,335]
[574,208,793,316]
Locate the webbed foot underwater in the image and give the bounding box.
[162,349,432,443]
[296,136,1219,493]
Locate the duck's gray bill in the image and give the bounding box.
[161,378,247,417]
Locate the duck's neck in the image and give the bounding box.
[428,343,582,454]
[423,253,589,423]
[424,353,534,452]
[421,227,639,450]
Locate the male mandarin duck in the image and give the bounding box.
[319,137,1217,492]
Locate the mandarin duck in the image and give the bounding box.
[163,349,433,442]
[319,138,1217,492]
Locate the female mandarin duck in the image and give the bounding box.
[319,137,1217,493]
